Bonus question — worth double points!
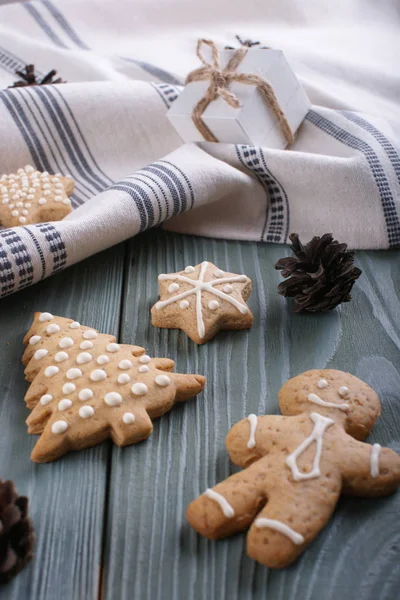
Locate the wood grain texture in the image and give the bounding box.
[0,242,126,600]
[103,231,400,600]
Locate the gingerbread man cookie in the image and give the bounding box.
[187,369,400,568]
[151,261,253,344]
[0,165,73,227]
[22,312,205,462]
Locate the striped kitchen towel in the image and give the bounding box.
[0,0,399,297]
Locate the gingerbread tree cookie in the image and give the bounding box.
[187,369,400,568]
[22,312,205,462]
[151,261,253,344]
[0,165,73,227]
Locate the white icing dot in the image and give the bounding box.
[118,373,131,384]
[59,337,74,348]
[69,321,80,329]
[79,405,94,419]
[58,399,72,412]
[79,389,93,401]
[22,210,28,215]
[76,352,92,364]
[155,374,171,387]
[27,194,34,201]
[55,182,63,188]
[83,330,97,340]
[223,284,233,293]
[168,283,180,293]
[19,217,27,224]
[46,323,61,334]
[55,351,69,363]
[131,382,148,396]
[43,183,51,190]
[44,190,51,196]
[317,379,329,389]
[51,420,68,434]
[11,210,19,217]
[106,343,120,353]
[179,300,189,309]
[8,204,15,209]
[338,386,350,397]
[66,368,82,380]
[34,348,48,360]
[63,383,76,394]
[80,340,94,350]
[97,355,110,365]
[40,394,53,406]
[208,300,219,310]
[139,355,151,364]
[119,359,132,370]
[25,165,34,172]
[184,266,195,273]
[214,269,225,277]
[16,202,23,207]
[63,198,71,205]
[55,195,63,202]
[90,369,107,382]
[33,182,40,188]
[45,366,59,378]
[122,412,135,424]
[39,198,47,205]
[138,365,149,373]
[104,391,122,406]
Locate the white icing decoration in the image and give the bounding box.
[247,414,258,449]
[118,373,131,384]
[222,284,233,293]
[90,369,107,382]
[83,330,98,339]
[139,355,151,364]
[317,379,328,389]
[208,300,219,310]
[119,360,132,370]
[255,518,304,545]
[370,443,382,477]
[97,355,110,365]
[79,389,93,401]
[106,343,120,353]
[51,420,68,434]
[80,340,94,350]
[63,383,76,394]
[19,217,26,224]
[39,312,53,322]
[104,391,122,406]
[286,412,334,481]
[55,351,69,363]
[155,374,171,387]
[179,300,189,309]
[307,393,349,411]
[204,489,235,518]
[45,366,59,377]
[156,262,248,339]
[34,349,48,360]
[46,323,61,334]
[131,382,148,396]
[168,283,180,293]
[39,198,46,205]
[69,321,80,329]
[40,394,53,406]
[58,399,72,412]
[338,386,350,397]
[138,365,149,373]
[214,269,225,277]
[184,266,195,273]
[29,335,41,345]
[59,337,74,348]
[79,406,94,419]
[76,352,92,364]
[122,412,135,424]
[66,368,82,380]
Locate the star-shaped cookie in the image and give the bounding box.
[0,165,74,227]
[151,261,253,344]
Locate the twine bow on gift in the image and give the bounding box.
[186,39,294,145]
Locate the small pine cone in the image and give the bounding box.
[8,64,65,88]
[0,479,34,584]
[274,233,362,313]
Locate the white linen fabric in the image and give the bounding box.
[0,0,399,298]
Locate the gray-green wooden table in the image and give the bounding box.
[0,230,399,600]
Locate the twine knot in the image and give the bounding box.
[186,39,294,145]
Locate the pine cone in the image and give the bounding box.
[8,64,65,88]
[274,233,362,313]
[0,479,34,584]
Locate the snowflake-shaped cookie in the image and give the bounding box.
[0,165,74,227]
[151,261,253,344]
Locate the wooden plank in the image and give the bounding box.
[0,242,126,600]
[103,230,400,600]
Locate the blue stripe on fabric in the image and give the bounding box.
[146,164,187,213]
[259,149,290,241]
[133,172,170,220]
[23,3,69,48]
[35,223,67,272]
[306,109,400,248]
[0,239,15,295]
[23,227,47,280]
[40,0,89,49]
[120,57,182,85]
[127,176,162,224]
[0,46,30,75]
[159,160,195,209]
[142,166,181,215]
[341,111,400,186]
[0,229,34,291]
[151,83,180,107]
[111,185,148,231]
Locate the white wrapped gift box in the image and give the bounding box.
[167,48,311,149]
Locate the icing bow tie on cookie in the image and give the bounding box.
[187,369,400,568]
